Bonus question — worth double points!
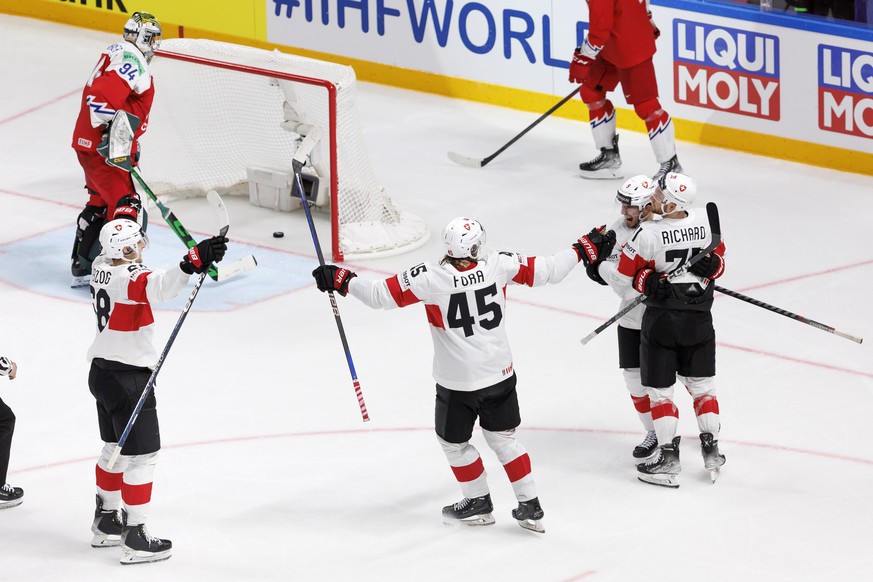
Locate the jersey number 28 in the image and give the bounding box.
[447,283,503,337]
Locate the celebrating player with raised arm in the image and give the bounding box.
[569,0,681,181]
[584,176,662,460]
[313,217,591,533]
[70,12,162,288]
[87,219,226,564]
[614,174,727,487]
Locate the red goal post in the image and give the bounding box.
[140,39,429,261]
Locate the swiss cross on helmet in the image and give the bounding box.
[99,219,146,261]
[123,12,162,63]
[443,217,486,260]
[659,172,697,213]
[616,174,655,212]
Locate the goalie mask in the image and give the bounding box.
[443,217,486,260]
[99,219,147,262]
[658,172,697,214]
[616,175,655,219]
[123,12,162,63]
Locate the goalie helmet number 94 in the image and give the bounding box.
[447,283,502,337]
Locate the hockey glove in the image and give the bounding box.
[634,268,672,300]
[689,253,724,280]
[569,40,600,84]
[180,235,228,275]
[312,265,357,296]
[573,226,617,266]
[586,262,608,286]
[113,193,142,221]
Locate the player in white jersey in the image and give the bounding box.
[585,176,660,460]
[0,355,23,510]
[615,173,727,487]
[87,219,227,564]
[312,217,590,533]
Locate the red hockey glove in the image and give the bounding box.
[634,268,672,300]
[569,40,600,84]
[689,253,724,280]
[312,265,357,296]
[113,193,141,221]
[573,226,617,266]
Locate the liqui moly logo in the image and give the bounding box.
[818,45,873,139]
[673,20,780,120]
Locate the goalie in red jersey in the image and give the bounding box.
[569,0,682,182]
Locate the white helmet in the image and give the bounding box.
[616,175,655,213]
[659,172,697,213]
[99,219,146,261]
[443,217,486,260]
[123,12,162,63]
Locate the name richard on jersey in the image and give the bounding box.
[453,270,485,288]
[661,225,708,245]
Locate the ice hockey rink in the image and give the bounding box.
[1,13,872,582]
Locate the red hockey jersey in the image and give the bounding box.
[72,41,154,153]
[586,0,657,69]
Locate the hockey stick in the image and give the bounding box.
[107,191,228,469]
[292,129,370,422]
[448,86,582,168]
[580,202,722,346]
[129,167,257,282]
[714,286,863,344]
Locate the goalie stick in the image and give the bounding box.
[580,202,722,346]
[130,167,257,282]
[714,285,863,344]
[107,191,228,469]
[292,128,370,422]
[447,86,581,168]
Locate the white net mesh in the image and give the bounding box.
[139,38,428,259]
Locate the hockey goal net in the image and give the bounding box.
[140,38,428,261]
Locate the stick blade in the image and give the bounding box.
[216,255,258,282]
[705,202,720,237]
[448,151,485,168]
[206,190,230,236]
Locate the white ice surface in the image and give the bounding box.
[0,14,871,582]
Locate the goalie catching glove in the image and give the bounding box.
[312,265,357,296]
[180,236,228,275]
[573,226,616,267]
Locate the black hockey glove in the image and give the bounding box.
[180,235,228,275]
[573,226,617,267]
[113,193,142,221]
[689,253,724,280]
[634,268,672,300]
[585,262,608,286]
[312,265,357,296]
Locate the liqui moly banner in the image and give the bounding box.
[818,45,873,139]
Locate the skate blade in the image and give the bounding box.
[442,513,496,527]
[70,275,91,288]
[579,168,624,180]
[516,518,545,534]
[637,473,680,488]
[120,549,172,565]
[90,533,122,548]
[0,499,24,510]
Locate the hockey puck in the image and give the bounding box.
[273,231,284,238]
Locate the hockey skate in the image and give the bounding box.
[441,494,495,527]
[579,134,623,180]
[653,155,683,186]
[0,483,24,510]
[91,495,127,548]
[512,497,545,534]
[120,524,172,565]
[700,432,726,483]
[632,430,659,460]
[70,258,91,288]
[637,436,681,488]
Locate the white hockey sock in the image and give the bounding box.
[96,442,128,511]
[483,429,537,502]
[438,436,489,499]
[123,452,158,525]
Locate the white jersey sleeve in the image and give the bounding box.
[597,219,646,329]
